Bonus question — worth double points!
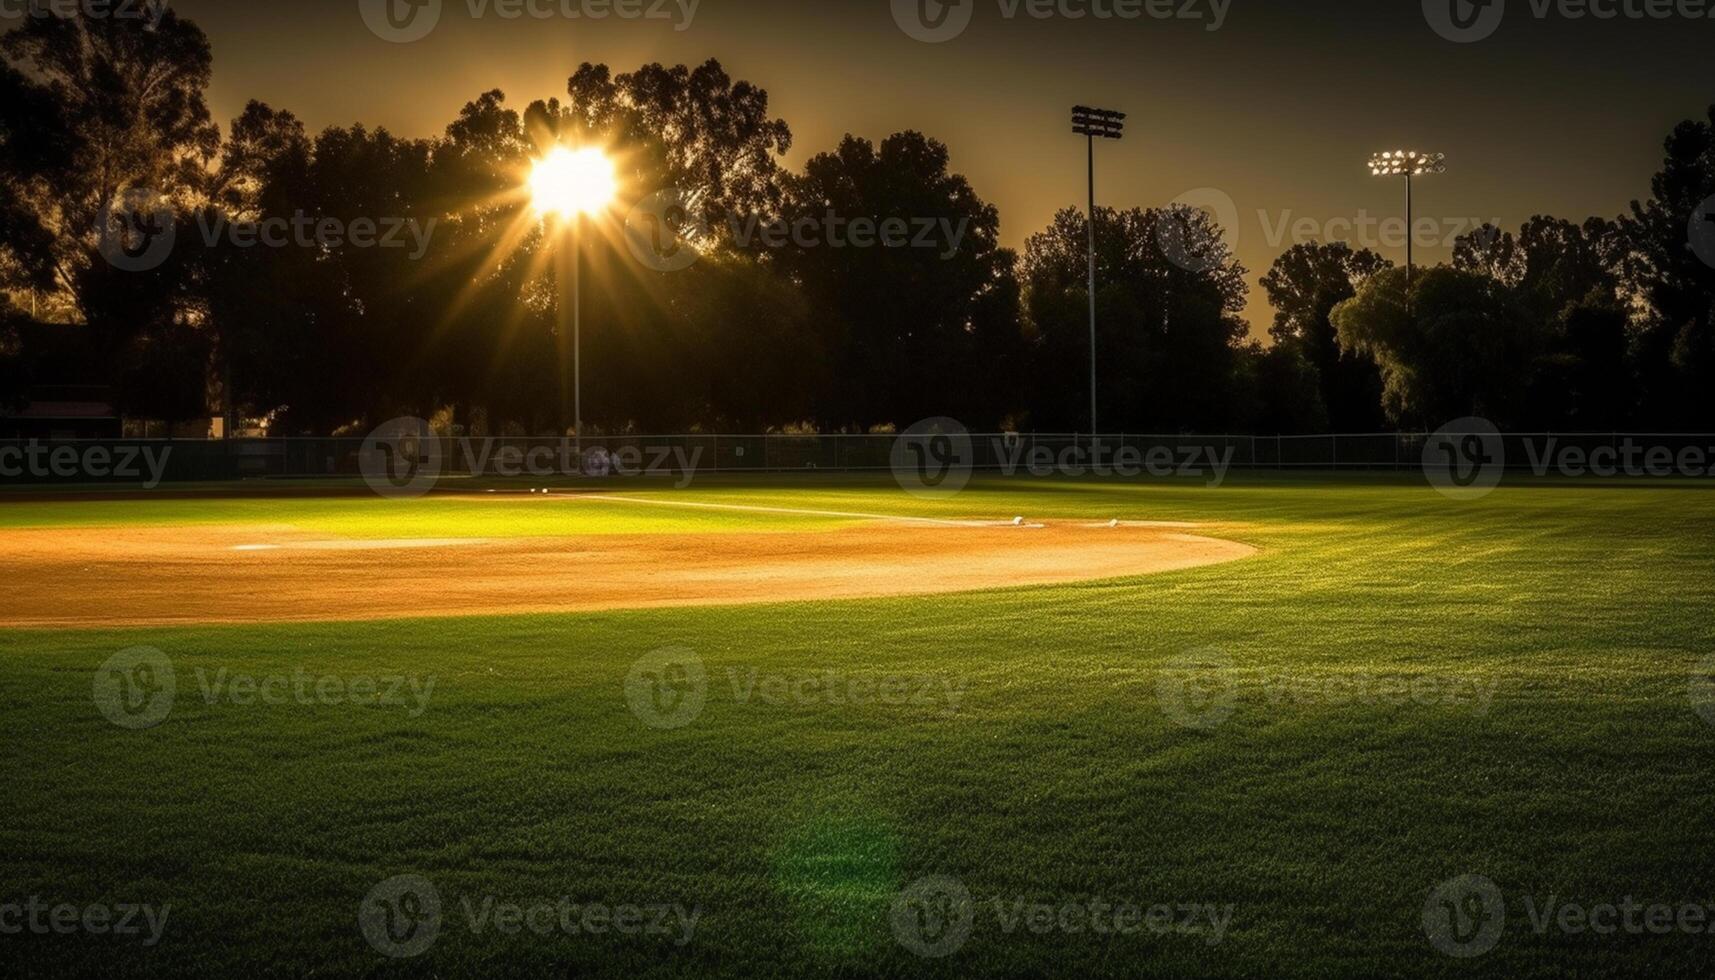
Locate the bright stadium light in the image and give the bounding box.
[1072,106,1125,437]
[1368,149,1446,290]
[530,147,617,219]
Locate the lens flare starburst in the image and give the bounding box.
[529,147,618,219]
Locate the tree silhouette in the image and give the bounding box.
[1261,242,1392,432]
[4,6,1713,438]
[1333,265,1549,427]
[774,131,1021,430]
[0,7,218,418]
[1236,340,1329,436]
[1621,104,1715,429]
[566,60,792,244]
[1023,205,1247,432]
[1454,217,1630,429]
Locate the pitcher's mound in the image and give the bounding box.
[0,521,1256,628]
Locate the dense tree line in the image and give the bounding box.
[0,10,1711,435]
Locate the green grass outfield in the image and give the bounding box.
[3,473,1713,978]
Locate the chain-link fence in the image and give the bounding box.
[3,432,1713,485]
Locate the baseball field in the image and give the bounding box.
[3,472,1713,977]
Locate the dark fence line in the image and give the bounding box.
[3,432,1714,485]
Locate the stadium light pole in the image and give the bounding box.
[1073,106,1125,436]
[1367,150,1446,292]
[530,146,618,450]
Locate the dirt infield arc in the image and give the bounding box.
[0,519,1257,628]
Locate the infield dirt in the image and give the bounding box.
[0,520,1257,628]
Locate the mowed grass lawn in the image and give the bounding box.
[2,474,1713,978]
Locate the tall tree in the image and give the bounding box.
[0,8,218,340]
[0,7,219,421]
[1332,265,1547,427]
[1022,205,1248,432]
[1455,216,1632,428]
[1621,104,1715,429]
[1261,242,1392,432]
[201,116,437,433]
[192,101,317,431]
[1455,217,1618,319]
[773,131,1021,430]
[565,60,792,241]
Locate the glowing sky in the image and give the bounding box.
[171,0,1711,334]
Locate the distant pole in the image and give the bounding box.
[555,217,586,453]
[1086,133,1097,436]
[552,226,574,443]
[574,214,582,454]
[1368,150,1445,295]
[1405,172,1413,291]
[1072,106,1125,437]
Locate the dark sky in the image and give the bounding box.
[171,0,1711,334]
